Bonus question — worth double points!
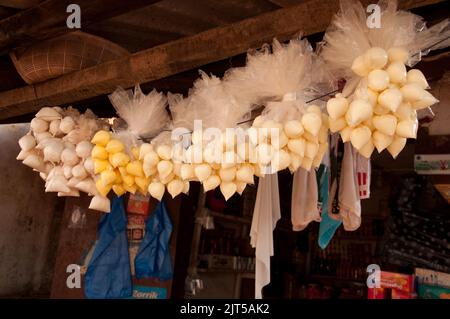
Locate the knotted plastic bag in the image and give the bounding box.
[109,85,169,146]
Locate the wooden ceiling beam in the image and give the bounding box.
[0,5,18,20]
[0,0,41,9]
[265,0,302,8]
[0,0,446,120]
[0,0,162,55]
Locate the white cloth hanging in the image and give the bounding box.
[338,143,361,231]
[250,173,280,299]
[291,168,320,231]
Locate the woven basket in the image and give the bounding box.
[10,31,129,85]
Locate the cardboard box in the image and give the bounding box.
[379,271,415,293]
[415,268,450,288]
[368,271,415,299]
[368,287,386,299]
[414,154,450,175]
[417,284,450,299]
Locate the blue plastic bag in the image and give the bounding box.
[317,164,342,249]
[135,201,173,280]
[318,138,343,249]
[84,196,132,299]
[318,210,342,249]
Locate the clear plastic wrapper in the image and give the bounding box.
[225,37,333,120]
[319,0,450,81]
[109,85,170,143]
[171,71,255,132]
[320,0,448,158]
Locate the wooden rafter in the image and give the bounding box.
[0,0,41,9]
[0,0,162,55]
[0,0,446,120]
[266,0,302,8]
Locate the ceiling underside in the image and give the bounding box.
[0,0,448,122]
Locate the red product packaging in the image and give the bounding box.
[127,213,146,243]
[391,289,415,299]
[368,271,415,299]
[127,194,150,216]
[379,271,414,294]
[368,287,386,299]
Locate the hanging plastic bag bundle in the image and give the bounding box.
[17,106,108,210]
[109,85,169,143]
[91,85,170,201]
[136,92,192,202]
[320,0,449,158]
[168,71,257,201]
[142,129,188,201]
[225,37,334,174]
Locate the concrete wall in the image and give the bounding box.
[0,124,63,297]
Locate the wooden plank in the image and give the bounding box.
[0,0,41,9]
[85,0,279,52]
[171,182,199,298]
[0,0,162,54]
[266,0,303,8]
[0,6,19,19]
[0,0,445,120]
[0,54,25,91]
[50,195,101,298]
